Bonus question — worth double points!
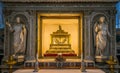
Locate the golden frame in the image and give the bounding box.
[37,13,83,58]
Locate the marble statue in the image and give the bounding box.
[94,16,112,56]
[6,17,27,56]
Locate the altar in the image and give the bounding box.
[13,69,105,73]
[24,59,95,68]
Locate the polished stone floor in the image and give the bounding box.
[13,69,105,73]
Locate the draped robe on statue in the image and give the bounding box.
[94,22,111,56]
[10,24,27,56]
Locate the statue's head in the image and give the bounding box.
[16,17,21,24]
[99,16,105,23]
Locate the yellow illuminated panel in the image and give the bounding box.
[37,13,83,58]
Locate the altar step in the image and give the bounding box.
[24,59,95,69]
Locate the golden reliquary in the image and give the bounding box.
[44,25,76,57]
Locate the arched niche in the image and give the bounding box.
[4,12,31,60]
[90,13,110,59]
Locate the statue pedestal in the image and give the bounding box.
[95,56,108,62]
[85,56,94,60]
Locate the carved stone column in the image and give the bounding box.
[3,10,13,61]
[109,10,116,58]
[84,11,93,60]
[26,10,36,60]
